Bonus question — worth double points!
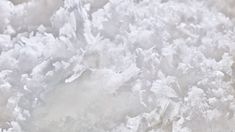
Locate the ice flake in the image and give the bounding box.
[65,65,86,83]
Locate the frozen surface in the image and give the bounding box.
[1,0,235,131]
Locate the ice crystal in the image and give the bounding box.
[1,0,235,132]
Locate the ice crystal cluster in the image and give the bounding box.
[1,0,235,132]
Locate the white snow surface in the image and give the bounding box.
[0,0,235,131]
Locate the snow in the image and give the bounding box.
[0,0,235,131]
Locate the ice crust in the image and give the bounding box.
[1,0,235,132]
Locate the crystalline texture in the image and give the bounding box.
[1,0,235,132]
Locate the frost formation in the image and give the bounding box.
[1,0,235,132]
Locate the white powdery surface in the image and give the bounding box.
[1,0,235,132]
